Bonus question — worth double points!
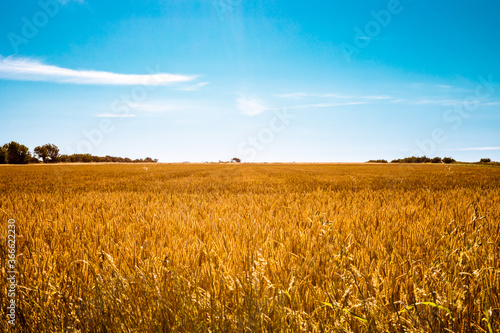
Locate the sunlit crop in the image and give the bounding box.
[1,163,499,332]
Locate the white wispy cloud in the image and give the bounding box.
[410,99,463,106]
[237,93,370,116]
[95,101,200,118]
[275,92,354,99]
[96,113,136,118]
[443,147,500,151]
[276,91,494,108]
[178,82,210,91]
[128,102,193,113]
[364,95,391,100]
[0,56,197,85]
[275,92,391,101]
[483,101,500,106]
[237,96,269,116]
[129,103,172,112]
[282,102,368,110]
[410,98,500,106]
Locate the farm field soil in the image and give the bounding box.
[1,163,499,332]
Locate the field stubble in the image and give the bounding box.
[1,163,499,332]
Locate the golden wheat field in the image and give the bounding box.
[1,163,499,332]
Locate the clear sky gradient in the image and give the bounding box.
[1,0,499,162]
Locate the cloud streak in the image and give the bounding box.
[237,96,269,116]
[128,102,194,113]
[275,92,391,100]
[409,98,500,106]
[96,113,136,118]
[280,101,368,110]
[443,147,500,151]
[277,91,500,108]
[0,56,197,85]
[410,99,463,106]
[96,100,208,118]
[178,82,210,91]
[237,95,368,116]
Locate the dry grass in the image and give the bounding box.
[1,163,499,332]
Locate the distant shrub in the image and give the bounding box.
[390,156,432,163]
[442,157,456,164]
[431,157,442,163]
[480,158,491,163]
[367,159,388,163]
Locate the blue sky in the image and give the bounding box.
[1,0,499,162]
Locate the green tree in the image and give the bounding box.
[367,159,387,163]
[0,146,8,164]
[58,154,70,163]
[34,145,49,163]
[34,144,60,163]
[3,141,30,164]
[45,143,60,162]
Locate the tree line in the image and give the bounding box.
[391,156,456,164]
[367,156,495,164]
[0,141,158,164]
